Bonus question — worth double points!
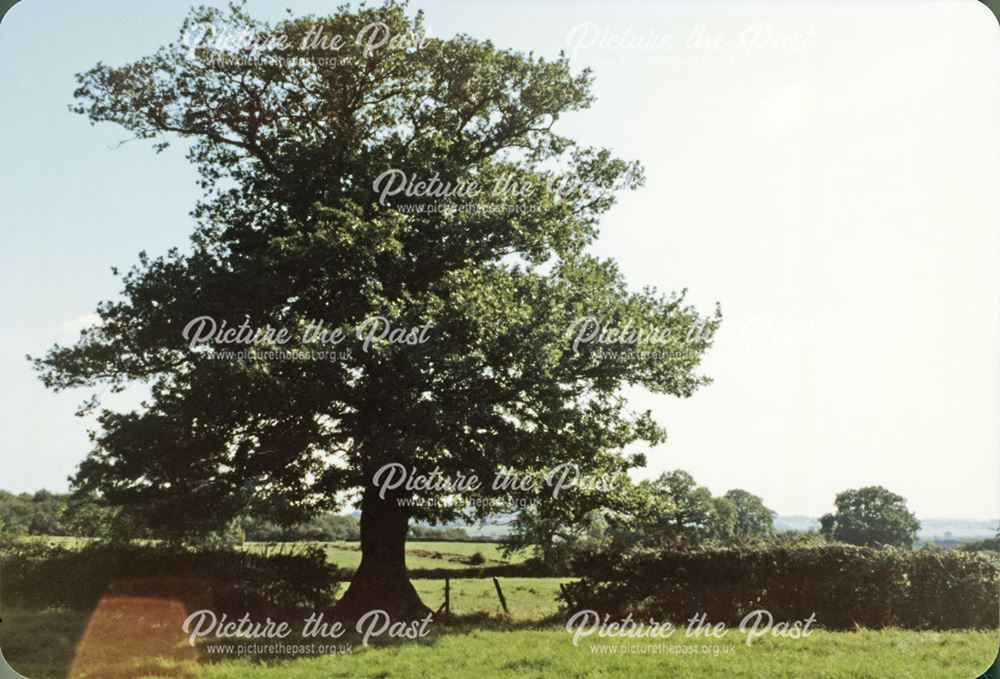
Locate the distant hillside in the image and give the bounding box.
[773,515,998,542]
[774,515,820,533]
[916,518,999,541]
[356,511,515,539]
[411,514,515,539]
[435,515,999,542]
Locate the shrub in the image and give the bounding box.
[0,537,342,615]
[564,544,999,629]
[407,525,471,541]
[240,513,361,542]
[960,538,1000,554]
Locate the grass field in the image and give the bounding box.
[322,542,525,570]
[22,536,93,549]
[4,539,996,678]
[407,541,517,563]
[175,628,1000,679]
[244,540,526,571]
[1,604,996,679]
[413,577,570,618]
[25,537,525,572]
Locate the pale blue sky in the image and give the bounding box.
[1,0,998,518]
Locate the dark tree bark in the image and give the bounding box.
[333,484,432,620]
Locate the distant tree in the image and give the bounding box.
[407,525,470,541]
[0,489,135,540]
[313,514,363,541]
[616,473,778,546]
[819,486,920,548]
[818,512,837,538]
[504,472,771,569]
[0,491,30,535]
[502,475,663,572]
[63,492,121,538]
[241,512,361,542]
[0,490,70,536]
[724,489,775,540]
[771,529,826,548]
[709,495,738,542]
[640,470,717,543]
[27,490,65,536]
[958,537,1000,554]
[502,506,611,574]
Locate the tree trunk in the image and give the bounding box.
[333,484,431,621]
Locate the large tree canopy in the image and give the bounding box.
[34,1,720,616]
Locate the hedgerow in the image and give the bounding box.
[564,544,999,629]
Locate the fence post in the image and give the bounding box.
[436,577,451,616]
[492,577,509,615]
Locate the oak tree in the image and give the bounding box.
[34,2,719,617]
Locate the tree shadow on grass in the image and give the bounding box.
[0,592,568,678]
[1,607,88,679]
[192,610,568,670]
[2,577,206,679]
[169,610,565,672]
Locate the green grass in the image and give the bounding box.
[2,606,995,679]
[407,541,523,563]
[194,628,1000,679]
[413,578,570,618]
[22,537,525,573]
[0,607,88,679]
[6,539,994,678]
[243,540,523,572]
[21,535,93,549]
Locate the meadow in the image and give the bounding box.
[23,537,525,573]
[2,539,996,679]
[243,540,525,572]
[2,602,996,679]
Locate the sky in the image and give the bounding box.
[0,0,998,519]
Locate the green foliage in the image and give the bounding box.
[566,544,999,629]
[724,488,775,540]
[0,490,118,538]
[408,524,471,541]
[770,529,827,547]
[5,604,994,679]
[625,472,776,547]
[708,496,737,542]
[820,486,920,548]
[0,537,341,614]
[0,490,57,535]
[504,472,778,573]
[502,506,614,575]
[959,537,1000,554]
[241,512,360,542]
[32,1,720,541]
[633,472,776,547]
[639,470,718,543]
